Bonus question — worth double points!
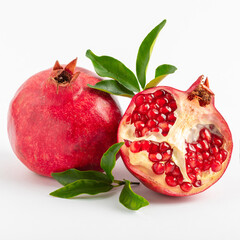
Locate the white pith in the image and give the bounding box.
[120,90,228,188]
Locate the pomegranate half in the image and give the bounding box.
[8,59,121,177]
[118,76,233,196]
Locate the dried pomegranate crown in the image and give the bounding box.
[50,58,80,86]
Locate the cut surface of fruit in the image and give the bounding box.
[118,76,233,196]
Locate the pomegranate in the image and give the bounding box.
[8,59,122,177]
[118,75,233,196]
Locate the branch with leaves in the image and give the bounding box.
[86,19,177,97]
[50,143,149,210]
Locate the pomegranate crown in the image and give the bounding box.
[188,75,215,106]
[50,58,80,87]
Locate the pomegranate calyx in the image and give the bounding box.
[53,60,63,70]
[65,58,78,74]
[50,58,80,86]
[188,76,214,106]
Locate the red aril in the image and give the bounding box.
[8,59,121,177]
[118,75,233,196]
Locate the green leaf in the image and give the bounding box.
[86,50,140,92]
[119,180,149,210]
[51,169,111,186]
[88,80,134,97]
[50,179,113,198]
[136,20,167,89]
[100,142,124,182]
[144,64,177,89]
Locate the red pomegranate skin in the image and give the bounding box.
[8,66,122,177]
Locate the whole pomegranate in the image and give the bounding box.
[118,76,233,196]
[8,59,121,177]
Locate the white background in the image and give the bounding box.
[1,1,240,239]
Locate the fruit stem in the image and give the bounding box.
[113,179,140,187]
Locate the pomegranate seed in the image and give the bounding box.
[162,149,172,161]
[161,130,169,137]
[135,94,145,106]
[188,172,196,182]
[172,166,181,176]
[169,101,177,111]
[177,176,184,185]
[199,128,212,142]
[152,127,160,132]
[157,114,166,122]
[141,141,150,151]
[159,142,171,152]
[193,180,202,187]
[138,104,150,114]
[125,115,131,123]
[160,106,172,114]
[202,151,210,160]
[165,161,175,174]
[197,159,203,170]
[149,143,159,153]
[165,175,178,187]
[159,122,169,132]
[199,140,210,151]
[162,132,168,137]
[135,130,142,138]
[140,114,148,122]
[134,121,145,130]
[130,141,142,153]
[124,140,131,147]
[196,152,203,161]
[211,160,222,172]
[212,135,223,147]
[131,112,141,122]
[220,149,228,161]
[167,112,176,122]
[147,109,159,119]
[145,94,154,103]
[154,89,165,98]
[146,119,158,128]
[187,143,196,152]
[141,127,150,136]
[150,103,159,109]
[152,162,164,174]
[215,153,223,163]
[194,167,202,177]
[188,157,197,168]
[186,164,192,173]
[180,182,192,192]
[165,93,174,101]
[187,152,196,158]
[156,97,168,107]
[208,156,215,162]
[203,160,211,171]
[194,143,203,152]
[149,153,162,162]
[210,145,219,155]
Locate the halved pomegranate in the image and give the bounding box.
[118,76,233,196]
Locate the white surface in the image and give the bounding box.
[1,0,240,239]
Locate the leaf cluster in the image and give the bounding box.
[50,143,149,210]
[86,19,177,97]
